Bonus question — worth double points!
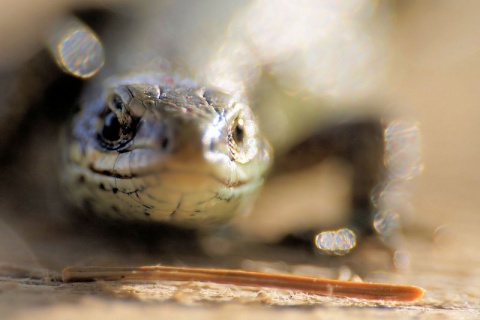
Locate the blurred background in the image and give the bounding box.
[0,0,480,316]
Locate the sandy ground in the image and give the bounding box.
[2,1,480,319]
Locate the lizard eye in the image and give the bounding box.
[232,117,245,146]
[101,112,122,142]
[228,105,259,164]
[97,93,136,150]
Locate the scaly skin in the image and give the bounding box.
[61,73,271,229]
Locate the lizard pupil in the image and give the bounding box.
[102,112,122,142]
[233,120,244,145]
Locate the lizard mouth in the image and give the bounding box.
[87,162,249,189]
[65,157,265,228]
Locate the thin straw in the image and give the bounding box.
[62,265,425,301]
